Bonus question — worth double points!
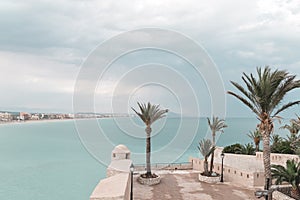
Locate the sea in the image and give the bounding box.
[0,117,290,200]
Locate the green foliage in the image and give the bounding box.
[223,143,255,155]
[222,143,243,154]
[132,102,168,126]
[271,140,294,154]
[270,133,300,154]
[247,129,262,141]
[198,139,215,176]
[228,67,300,119]
[248,129,262,151]
[272,159,300,199]
[207,116,227,138]
[280,120,300,135]
[235,143,256,155]
[271,134,283,145]
[198,139,215,159]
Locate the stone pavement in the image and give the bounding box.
[133,171,256,200]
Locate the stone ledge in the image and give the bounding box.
[272,191,294,200]
[138,175,161,185]
[90,173,130,200]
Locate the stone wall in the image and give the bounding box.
[90,173,131,200]
[190,157,264,187]
[90,144,132,200]
[191,147,300,188]
[256,152,299,166]
[271,185,294,200]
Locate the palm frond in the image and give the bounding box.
[132,102,168,126]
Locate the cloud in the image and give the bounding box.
[0,0,300,116]
[0,51,78,111]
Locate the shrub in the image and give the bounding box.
[222,143,243,154]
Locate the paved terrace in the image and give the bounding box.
[133,170,256,200]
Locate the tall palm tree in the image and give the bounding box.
[228,67,300,191]
[207,116,227,173]
[198,139,215,176]
[272,159,300,199]
[132,102,168,178]
[247,129,262,152]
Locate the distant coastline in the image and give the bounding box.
[0,111,131,125]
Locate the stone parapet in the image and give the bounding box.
[90,173,130,200]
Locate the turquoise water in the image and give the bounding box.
[0,117,289,200]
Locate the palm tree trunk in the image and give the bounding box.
[203,159,209,176]
[209,151,214,174]
[291,186,300,200]
[146,125,152,177]
[255,138,260,152]
[262,130,272,195]
[209,132,216,174]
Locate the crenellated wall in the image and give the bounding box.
[191,147,300,188]
[256,152,299,166]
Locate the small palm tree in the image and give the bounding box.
[228,67,300,190]
[207,116,227,173]
[247,129,262,152]
[272,159,300,199]
[271,134,283,145]
[280,119,300,136]
[198,139,215,176]
[132,102,168,178]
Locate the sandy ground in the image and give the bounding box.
[133,171,256,200]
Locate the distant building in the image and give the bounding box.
[19,112,31,120]
[0,112,13,121]
[31,114,40,120]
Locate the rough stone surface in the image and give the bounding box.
[107,159,132,177]
[90,173,130,200]
[133,171,256,200]
[138,175,161,185]
[272,191,294,200]
[198,174,220,184]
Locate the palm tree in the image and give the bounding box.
[132,102,168,178]
[207,116,227,174]
[272,159,300,199]
[198,139,215,176]
[280,119,300,136]
[228,67,300,191]
[247,129,262,152]
[271,134,283,145]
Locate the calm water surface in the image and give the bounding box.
[0,117,289,200]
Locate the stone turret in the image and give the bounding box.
[111,144,131,161]
[107,144,132,177]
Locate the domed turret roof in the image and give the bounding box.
[112,144,130,153]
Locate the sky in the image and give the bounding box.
[1,0,300,117]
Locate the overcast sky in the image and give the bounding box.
[1,0,300,117]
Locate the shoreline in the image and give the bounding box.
[0,116,130,126]
[0,118,76,126]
